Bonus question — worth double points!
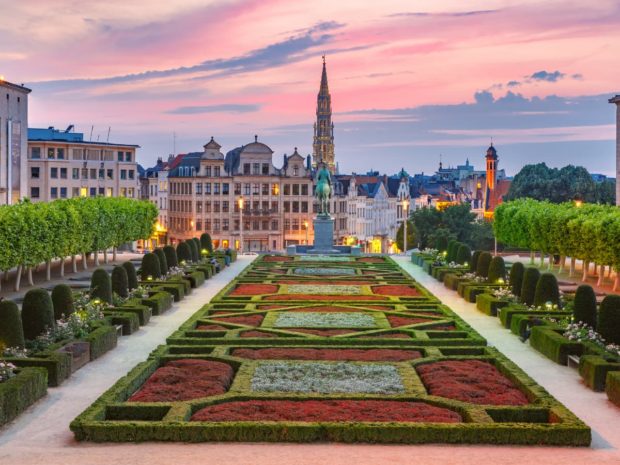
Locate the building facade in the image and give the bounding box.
[0,79,30,205]
[27,127,141,201]
[312,57,336,173]
[610,95,620,206]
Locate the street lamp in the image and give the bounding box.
[402,198,409,255]
[303,219,309,245]
[238,196,244,254]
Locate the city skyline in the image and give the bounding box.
[2,0,620,175]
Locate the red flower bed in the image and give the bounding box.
[417,360,529,406]
[196,324,229,331]
[239,330,278,338]
[212,314,264,326]
[231,348,422,361]
[266,294,385,301]
[372,285,420,296]
[263,256,293,262]
[357,257,385,263]
[191,399,461,423]
[129,359,233,402]
[387,316,433,327]
[427,325,457,331]
[356,332,411,339]
[230,284,278,296]
[288,328,355,336]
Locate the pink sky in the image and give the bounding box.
[2,0,619,174]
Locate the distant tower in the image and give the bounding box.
[312,56,335,172]
[609,95,620,206]
[484,143,498,218]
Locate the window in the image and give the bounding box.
[222,201,229,212]
[213,219,220,231]
[292,201,299,213]
[301,184,308,195]
[252,220,259,230]
[72,187,79,197]
[205,219,211,231]
[107,169,113,180]
[283,184,290,195]
[50,167,58,178]
[80,187,87,197]
[262,163,269,175]
[57,148,65,160]
[205,202,211,213]
[51,187,58,199]
[128,188,135,198]
[106,188,113,197]
[262,220,269,230]
[293,218,299,230]
[283,201,290,213]
[223,219,229,231]
[284,218,290,231]
[60,168,67,179]
[30,167,40,179]
[72,168,79,179]
[90,168,97,179]
[196,220,202,231]
[262,183,268,195]
[99,187,105,196]
[205,166,211,177]
[222,183,229,195]
[125,152,132,162]
[252,183,259,195]
[234,183,241,195]
[99,169,104,179]
[205,183,211,195]
[214,201,220,213]
[243,163,250,175]
[253,163,260,174]
[272,183,279,195]
[196,202,202,213]
[234,219,240,230]
[120,170,127,180]
[90,187,97,197]
[47,148,55,159]
[301,201,308,213]
[128,170,135,180]
[271,220,278,230]
[31,147,41,159]
[293,165,299,176]
[244,183,250,195]
[271,201,278,212]
[30,187,40,198]
[60,187,68,198]
[117,151,124,162]
[214,183,220,195]
[72,149,83,160]
[196,183,202,195]
[292,184,299,195]
[214,167,220,177]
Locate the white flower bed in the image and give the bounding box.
[293,267,356,276]
[287,284,361,295]
[273,312,377,328]
[251,362,404,394]
[299,256,352,262]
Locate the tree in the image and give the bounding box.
[396,220,416,252]
[410,207,442,249]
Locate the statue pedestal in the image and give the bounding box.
[309,216,338,254]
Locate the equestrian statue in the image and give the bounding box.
[314,163,332,217]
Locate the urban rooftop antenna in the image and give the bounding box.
[106,127,111,143]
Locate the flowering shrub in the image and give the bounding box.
[231,348,422,361]
[461,272,486,283]
[2,346,29,358]
[230,284,278,296]
[0,361,17,383]
[372,285,420,296]
[563,322,620,357]
[273,312,377,328]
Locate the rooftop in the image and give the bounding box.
[0,78,31,93]
[28,127,140,148]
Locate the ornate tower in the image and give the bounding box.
[312,56,335,173]
[484,143,498,218]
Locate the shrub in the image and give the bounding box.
[533,273,560,307]
[488,256,506,283]
[0,300,25,348]
[163,245,178,268]
[177,242,192,263]
[122,261,138,290]
[90,268,113,304]
[141,253,162,280]
[192,238,202,260]
[520,267,541,306]
[509,262,525,297]
[21,289,55,340]
[111,266,129,298]
[189,239,200,262]
[446,240,458,263]
[435,236,449,253]
[573,285,597,328]
[51,284,74,320]
[154,248,169,275]
[598,295,620,345]
[470,250,481,272]
[476,252,492,278]
[200,233,214,254]
[455,244,471,266]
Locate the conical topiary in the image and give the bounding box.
[470,250,481,273]
[598,295,620,345]
[177,242,192,264]
[189,239,200,262]
[122,261,138,290]
[520,267,541,306]
[200,232,213,254]
[192,238,202,260]
[91,268,113,304]
[111,266,129,298]
[476,252,492,278]
[0,300,25,348]
[21,288,55,341]
[141,253,161,280]
[446,240,458,263]
[488,256,506,283]
[509,262,525,297]
[51,284,74,320]
[455,244,471,266]
[533,272,560,307]
[154,248,168,275]
[163,245,178,268]
[573,285,597,328]
[435,236,448,253]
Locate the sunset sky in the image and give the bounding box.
[2,0,619,175]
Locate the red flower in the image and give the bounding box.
[239,330,279,338]
[211,314,264,326]
[387,316,433,327]
[230,284,278,296]
[266,294,385,301]
[372,285,420,296]
[262,256,293,262]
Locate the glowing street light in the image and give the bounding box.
[303,219,309,245]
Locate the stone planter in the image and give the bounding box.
[56,341,91,373]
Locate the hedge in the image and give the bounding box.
[533,273,560,307]
[6,350,72,387]
[598,295,620,344]
[475,293,510,316]
[470,251,481,273]
[177,242,192,263]
[0,299,25,348]
[579,355,620,392]
[141,253,162,280]
[141,291,173,316]
[520,267,540,307]
[607,371,620,407]
[508,262,524,298]
[111,266,129,299]
[487,256,506,283]
[163,246,178,269]
[530,326,585,365]
[154,248,169,275]
[91,268,113,304]
[476,252,492,278]
[21,288,55,340]
[200,233,214,254]
[122,261,139,291]
[573,285,597,328]
[84,323,118,360]
[455,244,471,266]
[103,311,140,335]
[0,367,47,427]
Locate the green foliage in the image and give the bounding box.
[470,250,481,272]
[0,300,25,348]
[51,284,74,320]
[469,220,495,251]
[533,273,560,307]
[446,240,458,263]
[141,253,162,280]
[573,285,597,328]
[200,233,213,253]
[91,268,113,304]
[442,203,476,243]
[21,289,55,340]
[111,266,129,298]
[154,248,168,275]
[455,244,472,266]
[410,204,481,249]
[122,261,138,291]
[487,256,506,283]
[476,252,492,278]
[598,295,620,345]
[192,238,201,260]
[434,235,449,252]
[520,267,540,306]
[163,245,178,268]
[176,242,192,263]
[509,262,525,297]
[0,367,47,427]
[395,220,416,252]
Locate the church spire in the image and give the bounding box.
[313,56,336,172]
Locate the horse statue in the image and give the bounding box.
[315,163,332,217]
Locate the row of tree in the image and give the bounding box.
[0,197,158,290]
[494,198,620,289]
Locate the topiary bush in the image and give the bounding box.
[488,256,506,283]
[200,233,213,254]
[435,236,449,253]
[0,300,25,348]
[470,250,481,273]
[91,268,113,304]
[111,266,129,298]
[533,272,560,307]
[21,289,55,341]
[446,240,458,263]
[163,245,178,268]
[154,248,168,275]
[509,262,525,297]
[476,252,492,278]
[598,295,620,345]
[177,242,192,264]
[51,284,74,320]
[455,244,471,266]
[573,285,597,328]
[141,253,162,280]
[122,261,138,290]
[520,267,541,306]
[192,238,202,260]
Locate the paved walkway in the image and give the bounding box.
[1,255,619,465]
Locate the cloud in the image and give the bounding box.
[507,80,521,87]
[389,10,498,18]
[529,70,565,82]
[166,104,260,114]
